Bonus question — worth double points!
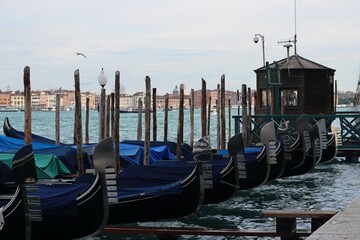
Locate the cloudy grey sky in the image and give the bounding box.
[0,0,359,95]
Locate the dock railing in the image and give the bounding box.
[232,112,360,158]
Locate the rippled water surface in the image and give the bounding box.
[1,110,359,239]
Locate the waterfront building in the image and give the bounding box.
[254,54,336,115]
[119,94,136,110]
[0,92,12,106]
[133,91,146,109]
[10,92,24,109]
[1,89,97,111]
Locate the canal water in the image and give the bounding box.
[1,109,359,240]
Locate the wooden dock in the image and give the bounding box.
[233,113,360,159]
[104,198,360,239]
[307,198,360,240]
[103,210,337,240]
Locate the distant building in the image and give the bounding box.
[119,94,135,109]
[2,89,97,111]
[0,92,12,106]
[193,89,239,108]
[11,93,24,109]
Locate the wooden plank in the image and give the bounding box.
[103,226,311,237]
[307,198,360,240]
[262,210,337,219]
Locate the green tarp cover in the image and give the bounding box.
[0,153,71,179]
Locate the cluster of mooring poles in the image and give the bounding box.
[23,66,253,174]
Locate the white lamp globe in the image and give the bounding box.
[98,68,108,87]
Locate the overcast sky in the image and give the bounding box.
[0,0,359,95]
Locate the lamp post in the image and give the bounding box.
[253,33,265,66]
[254,33,269,116]
[98,68,108,141]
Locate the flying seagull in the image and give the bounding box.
[76,52,87,58]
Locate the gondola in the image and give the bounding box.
[0,134,93,174]
[3,117,67,146]
[9,143,109,240]
[0,184,30,240]
[261,121,286,181]
[228,121,279,189]
[282,117,325,177]
[92,138,205,225]
[153,134,241,205]
[281,115,312,177]
[0,156,35,240]
[121,134,241,204]
[319,132,337,163]
[313,118,338,164]
[217,121,279,190]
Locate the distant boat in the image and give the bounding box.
[0,106,19,112]
[120,107,138,113]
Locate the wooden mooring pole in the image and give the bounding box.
[114,71,121,172]
[228,98,231,141]
[220,75,225,149]
[152,88,157,141]
[242,84,248,146]
[201,78,207,137]
[23,66,32,145]
[164,93,169,142]
[55,94,60,145]
[137,99,142,141]
[106,95,111,138]
[111,93,115,137]
[144,76,151,165]
[237,89,240,116]
[85,97,89,144]
[247,87,252,145]
[176,84,184,160]
[190,89,195,147]
[99,86,106,141]
[207,96,211,136]
[216,84,220,151]
[74,69,83,175]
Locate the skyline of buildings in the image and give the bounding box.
[0,85,249,111]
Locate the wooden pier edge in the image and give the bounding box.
[102,210,337,240]
[103,225,310,238]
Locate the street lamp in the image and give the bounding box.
[253,34,265,66]
[98,68,108,141]
[98,68,108,88]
